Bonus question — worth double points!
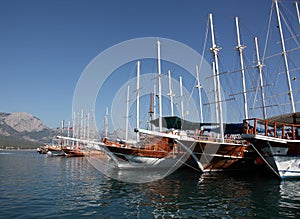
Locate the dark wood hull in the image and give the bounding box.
[102,136,174,160]
[62,148,108,158]
[63,148,85,157]
[105,145,169,159]
[179,140,259,172]
[102,137,259,172]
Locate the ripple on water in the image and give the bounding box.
[0,151,300,218]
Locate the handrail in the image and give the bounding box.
[243,118,300,140]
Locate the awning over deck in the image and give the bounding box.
[150,116,243,134]
[266,112,300,124]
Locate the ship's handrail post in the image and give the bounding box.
[292,125,295,140]
[282,124,285,139]
[265,120,268,136]
[243,119,247,134]
[253,118,257,135]
[274,122,277,138]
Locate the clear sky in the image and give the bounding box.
[0,0,298,129]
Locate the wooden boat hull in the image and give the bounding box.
[105,145,168,159]
[178,140,258,172]
[63,148,108,158]
[102,137,259,172]
[47,146,66,156]
[63,148,85,157]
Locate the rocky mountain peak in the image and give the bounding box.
[4,112,48,133]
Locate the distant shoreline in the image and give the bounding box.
[0,148,36,151]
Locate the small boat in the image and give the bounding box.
[47,146,66,156]
[37,145,48,154]
[242,113,300,178]
[45,139,66,156]
[62,145,108,158]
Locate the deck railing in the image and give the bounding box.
[243,118,300,140]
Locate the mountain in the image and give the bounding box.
[0,112,56,149]
[4,112,48,132]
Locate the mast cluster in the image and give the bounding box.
[99,0,298,142]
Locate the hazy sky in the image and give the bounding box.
[0,0,298,128]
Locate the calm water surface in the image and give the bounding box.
[0,150,299,218]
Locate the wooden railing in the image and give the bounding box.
[243,118,300,140]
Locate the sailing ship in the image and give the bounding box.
[56,114,106,157]
[99,15,261,173]
[37,139,66,156]
[46,137,67,156]
[140,116,257,172]
[98,63,184,168]
[101,134,181,167]
[242,0,300,178]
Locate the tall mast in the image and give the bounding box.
[179,76,184,120]
[295,1,300,28]
[76,112,79,139]
[209,13,224,142]
[72,111,76,139]
[153,83,156,120]
[87,112,90,140]
[125,85,130,141]
[235,16,248,119]
[91,110,95,140]
[157,40,163,132]
[136,61,140,142]
[83,112,86,140]
[104,107,108,138]
[67,121,70,146]
[167,70,175,116]
[80,109,84,140]
[72,112,75,147]
[148,92,154,130]
[212,61,219,124]
[195,65,204,123]
[254,37,267,119]
[61,120,64,135]
[274,0,295,113]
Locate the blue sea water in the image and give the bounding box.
[0,150,299,218]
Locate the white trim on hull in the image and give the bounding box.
[243,133,300,179]
[122,154,184,169]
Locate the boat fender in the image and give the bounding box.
[255,157,265,166]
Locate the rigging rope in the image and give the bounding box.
[262,1,274,65]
